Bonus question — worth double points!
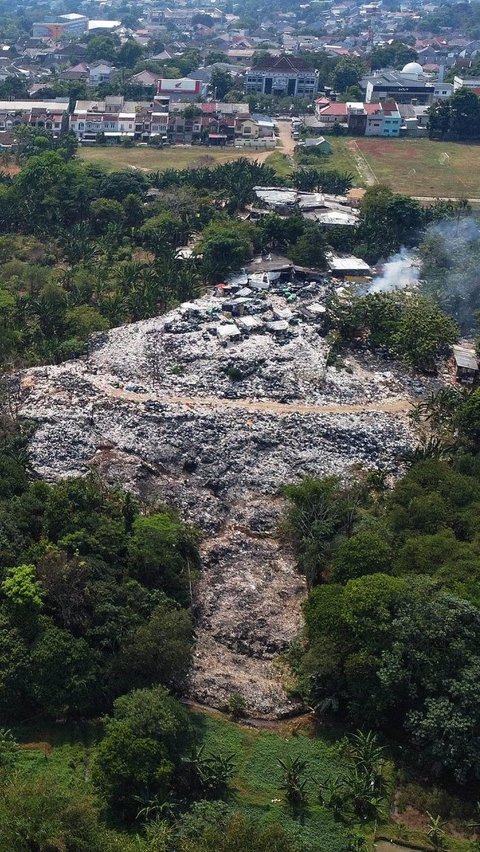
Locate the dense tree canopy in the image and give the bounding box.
[0,436,198,721]
[327,291,458,371]
[288,457,480,783]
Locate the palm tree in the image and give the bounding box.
[426,812,447,851]
[278,755,309,813]
[135,795,176,823]
[319,775,348,820]
[343,766,386,822]
[182,744,235,800]
[347,730,385,777]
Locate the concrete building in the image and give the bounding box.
[156,77,208,101]
[33,13,88,40]
[316,100,401,136]
[70,96,169,143]
[453,75,480,91]
[0,99,69,137]
[364,65,435,104]
[245,55,318,98]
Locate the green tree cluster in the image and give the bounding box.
[327,291,458,372]
[0,451,198,720]
[429,89,480,140]
[287,457,480,783]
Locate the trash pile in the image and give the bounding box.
[17,271,437,717]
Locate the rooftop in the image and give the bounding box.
[249,54,314,73]
[453,345,478,371]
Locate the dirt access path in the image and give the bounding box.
[275,119,296,158]
[348,139,378,186]
[88,374,411,417]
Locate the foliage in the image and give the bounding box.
[419,219,480,330]
[182,744,236,801]
[370,41,418,70]
[173,810,299,852]
[196,219,258,282]
[0,728,18,774]
[355,185,424,262]
[278,754,309,814]
[288,457,480,783]
[0,471,197,721]
[327,291,458,372]
[429,89,480,140]
[92,686,192,819]
[0,774,111,852]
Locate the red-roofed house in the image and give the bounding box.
[316,101,348,122]
[316,99,401,135]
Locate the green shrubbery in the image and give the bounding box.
[286,458,480,784]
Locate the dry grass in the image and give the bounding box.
[78,144,273,172]
[334,137,480,198]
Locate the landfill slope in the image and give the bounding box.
[19,284,431,717]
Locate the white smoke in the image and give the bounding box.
[369,247,420,293]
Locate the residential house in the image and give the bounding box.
[453,74,480,91]
[0,99,69,137]
[316,99,401,136]
[250,113,275,137]
[298,136,332,153]
[226,49,256,64]
[88,62,117,86]
[60,62,118,87]
[316,101,348,124]
[70,97,141,141]
[130,70,161,88]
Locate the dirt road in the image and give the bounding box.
[276,119,296,158]
[348,140,377,186]
[87,374,412,417]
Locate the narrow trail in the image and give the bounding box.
[183,699,313,730]
[348,139,378,186]
[87,374,412,417]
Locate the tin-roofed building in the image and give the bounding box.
[453,345,479,384]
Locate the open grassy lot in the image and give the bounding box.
[77,136,480,198]
[10,711,476,851]
[78,143,275,172]
[190,710,354,852]
[330,136,480,198]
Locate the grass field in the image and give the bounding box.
[327,137,480,198]
[78,143,275,172]
[79,136,480,199]
[10,710,476,851]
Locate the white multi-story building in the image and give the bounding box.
[245,56,319,98]
[69,96,169,142]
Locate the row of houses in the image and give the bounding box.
[70,98,275,145]
[0,95,275,147]
[315,98,402,137]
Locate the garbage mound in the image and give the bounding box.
[19,279,434,717]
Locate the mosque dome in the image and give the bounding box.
[401,61,424,76]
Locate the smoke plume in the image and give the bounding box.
[369,247,420,293]
[367,217,480,330]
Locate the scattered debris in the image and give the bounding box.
[18,269,438,717]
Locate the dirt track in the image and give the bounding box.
[89,375,412,417]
